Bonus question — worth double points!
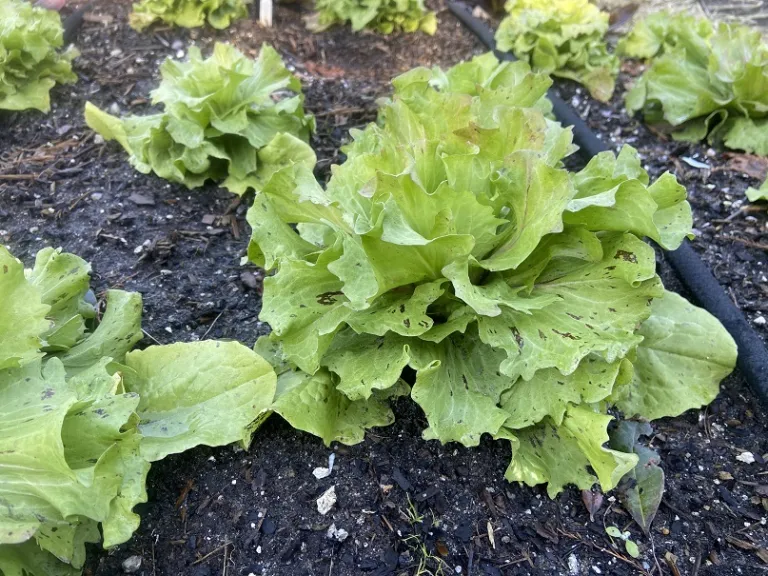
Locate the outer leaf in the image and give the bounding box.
[504,404,638,497]
[609,421,664,534]
[56,290,143,374]
[27,248,95,351]
[611,291,737,421]
[409,333,512,446]
[746,178,768,202]
[272,367,404,446]
[0,247,49,370]
[500,357,630,429]
[122,341,277,461]
[322,330,411,401]
[480,233,662,381]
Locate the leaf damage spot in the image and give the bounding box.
[316,291,344,305]
[614,250,637,263]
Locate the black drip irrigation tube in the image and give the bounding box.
[63,4,90,45]
[449,1,768,407]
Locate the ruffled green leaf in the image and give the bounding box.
[0,246,49,370]
[271,366,405,446]
[504,404,638,497]
[27,248,95,352]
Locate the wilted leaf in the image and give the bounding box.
[609,420,664,534]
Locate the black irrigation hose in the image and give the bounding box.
[449,1,768,407]
[63,4,90,45]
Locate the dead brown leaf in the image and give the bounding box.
[304,61,345,79]
[720,153,768,180]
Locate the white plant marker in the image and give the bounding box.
[260,0,273,26]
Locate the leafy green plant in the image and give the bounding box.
[308,0,437,35]
[0,0,78,113]
[622,11,768,157]
[0,246,276,575]
[85,43,315,195]
[246,52,737,503]
[495,0,618,102]
[130,0,251,31]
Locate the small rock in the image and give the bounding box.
[91,193,103,200]
[261,518,276,535]
[568,554,580,575]
[392,467,411,491]
[57,124,72,136]
[176,49,185,59]
[326,523,349,542]
[313,453,336,479]
[122,555,142,573]
[241,271,260,291]
[737,451,756,464]
[471,5,490,19]
[108,102,121,115]
[171,39,185,50]
[317,486,336,515]
[754,316,766,326]
[128,193,155,206]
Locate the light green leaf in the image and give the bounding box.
[272,368,403,446]
[322,330,410,401]
[479,152,573,271]
[504,404,638,497]
[123,340,277,461]
[0,246,49,370]
[746,178,768,202]
[345,280,445,337]
[610,291,737,421]
[500,357,630,429]
[57,290,143,374]
[481,233,661,381]
[27,248,94,352]
[409,333,513,446]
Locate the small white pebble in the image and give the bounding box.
[736,451,756,464]
[754,316,766,326]
[231,480,237,485]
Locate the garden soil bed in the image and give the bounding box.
[1,2,767,575]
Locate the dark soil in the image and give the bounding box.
[1,3,767,576]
